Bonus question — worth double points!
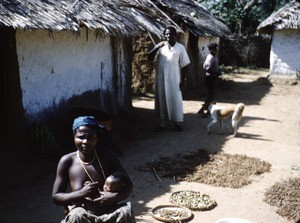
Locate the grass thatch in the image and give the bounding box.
[0,0,230,37]
[257,0,300,35]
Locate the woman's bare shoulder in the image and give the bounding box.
[59,151,76,164]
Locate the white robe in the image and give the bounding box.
[155,42,190,122]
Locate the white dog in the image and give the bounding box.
[207,103,245,137]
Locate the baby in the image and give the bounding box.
[103,171,129,193]
[82,171,130,212]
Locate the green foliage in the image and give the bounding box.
[30,123,61,157]
[198,0,292,36]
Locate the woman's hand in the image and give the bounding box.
[80,182,100,198]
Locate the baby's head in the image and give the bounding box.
[103,171,129,192]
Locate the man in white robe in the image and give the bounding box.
[148,26,190,131]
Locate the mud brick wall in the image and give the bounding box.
[132,34,157,94]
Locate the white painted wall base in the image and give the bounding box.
[270,29,300,78]
[16,29,113,119]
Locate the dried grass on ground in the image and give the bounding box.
[138,149,271,188]
[264,177,300,221]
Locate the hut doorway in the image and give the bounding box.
[0,27,24,149]
[186,32,200,89]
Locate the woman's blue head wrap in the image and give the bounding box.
[72,116,101,132]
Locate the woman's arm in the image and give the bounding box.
[52,155,99,206]
[94,151,133,205]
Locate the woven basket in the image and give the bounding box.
[151,205,193,222]
[170,190,217,211]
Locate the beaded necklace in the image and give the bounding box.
[77,150,95,165]
[77,150,106,183]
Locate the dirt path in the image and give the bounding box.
[1,69,299,223]
[117,70,300,223]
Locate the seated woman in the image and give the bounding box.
[52,116,135,223]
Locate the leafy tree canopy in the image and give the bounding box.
[197,0,292,36]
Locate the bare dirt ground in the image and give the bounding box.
[1,68,300,223]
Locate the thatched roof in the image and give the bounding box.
[153,0,231,37]
[0,0,230,37]
[257,0,300,35]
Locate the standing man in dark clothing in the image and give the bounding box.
[198,42,220,117]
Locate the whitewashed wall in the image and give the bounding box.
[16,29,112,119]
[270,29,300,77]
